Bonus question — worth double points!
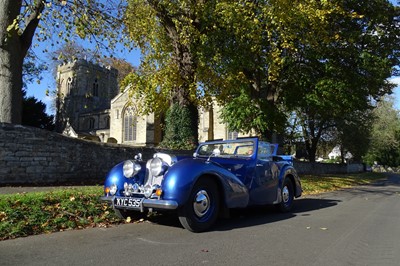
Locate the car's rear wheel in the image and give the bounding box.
[178,178,220,232]
[277,177,294,212]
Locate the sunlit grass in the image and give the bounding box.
[301,172,386,195]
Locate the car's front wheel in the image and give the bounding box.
[178,178,220,232]
[277,177,294,212]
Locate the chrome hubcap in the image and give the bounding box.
[282,186,290,203]
[193,190,210,218]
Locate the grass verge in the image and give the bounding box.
[0,186,122,241]
[301,172,386,195]
[0,172,387,241]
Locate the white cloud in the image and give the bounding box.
[389,77,400,87]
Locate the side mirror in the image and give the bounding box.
[207,148,221,162]
[193,152,198,158]
[212,148,221,156]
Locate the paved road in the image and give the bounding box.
[1,174,399,266]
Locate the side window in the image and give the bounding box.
[257,143,272,160]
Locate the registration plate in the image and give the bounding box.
[113,197,143,210]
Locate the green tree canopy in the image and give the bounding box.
[334,110,374,163]
[122,0,399,151]
[364,96,400,167]
[280,0,400,161]
[22,90,54,130]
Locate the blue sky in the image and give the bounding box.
[389,78,400,109]
[390,1,400,109]
[26,1,400,114]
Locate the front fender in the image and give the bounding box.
[161,158,249,208]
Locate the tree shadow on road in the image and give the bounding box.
[213,198,340,232]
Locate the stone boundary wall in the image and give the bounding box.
[294,161,364,175]
[0,123,364,185]
[0,123,191,185]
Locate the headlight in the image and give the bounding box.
[109,184,117,196]
[123,160,141,178]
[150,157,163,176]
[144,184,153,198]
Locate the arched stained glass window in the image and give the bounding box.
[124,107,137,141]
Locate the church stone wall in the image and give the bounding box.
[0,123,191,185]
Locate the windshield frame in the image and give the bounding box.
[195,138,258,158]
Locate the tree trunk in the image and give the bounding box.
[302,119,319,163]
[147,1,199,148]
[306,142,317,163]
[0,0,24,124]
[167,33,199,147]
[0,0,42,124]
[208,105,214,141]
[0,49,24,124]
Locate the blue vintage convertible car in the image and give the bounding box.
[100,137,302,232]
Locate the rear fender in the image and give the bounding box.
[278,164,302,198]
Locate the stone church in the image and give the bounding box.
[55,59,246,147]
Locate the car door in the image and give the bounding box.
[249,142,279,204]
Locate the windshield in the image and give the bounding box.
[197,140,255,157]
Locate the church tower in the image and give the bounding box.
[55,59,118,133]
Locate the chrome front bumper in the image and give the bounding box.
[100,196,179,210]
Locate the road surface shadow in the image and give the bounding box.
[213,198,340,232]
[144,198,340,232]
